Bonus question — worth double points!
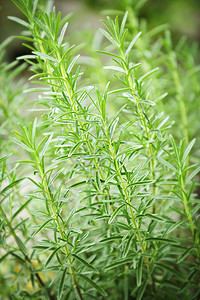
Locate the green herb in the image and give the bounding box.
[0,1,199,299]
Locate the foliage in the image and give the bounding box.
[0,0,199,299]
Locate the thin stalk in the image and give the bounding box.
[106,128,150,271]
[5,166,38,225]
[119,48,157,213]
[180,174,200,258]
[36,35,106,184]
[58,43,149,268]
[34,153,83,300]
[180,175,194,233]
[0,205,55,300]
[55,51,116,214]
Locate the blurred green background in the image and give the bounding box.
[0,0,199,62]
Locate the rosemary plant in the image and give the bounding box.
[0,0,199,299]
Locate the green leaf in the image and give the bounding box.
[45,246,62,267]
[72,254,98,273]
[96,50,121,60]
[138,67,159,83]
[49,168,64,187]
[15,236,28,256]
[32,219,52,237]
[64,209,76,228]
[32,0,38,15]
[154,92,168,104]
[104,66,126,73]
[157,157,176,172]
[137,279,148,300]
[125,31,141,58]
[170,135,179,159]
[120,11,128,38]
[8,16,29,27]
[17,54,36,60]
[186,166,200,185]
[59,266,68,299]
[28,177,42,189]
[136,256,143,287]
[95,171,101,190]
[10,252,26,263]
[116,145,143,158]
[68,141,83,157]
[145,237,179,244]
[127,179,154,187]
[11,138,33,153]
[177,247,194,263]
[0,251,12,263]
[100,235,123,242]
[31,117,37,147]
[68,180,87,189]
[108,88,129,95]
[11,198,32,221]
[110,117,119,139]
[156,262,184,279]
[122,234,135,258]
[16,160,36,165]
[14,218,29,231]
[108,204,125,224]
[58,21,68,46]
[40,133,53,159]
[29,264,35,289]
[144,214,165,222]
[78,274,107,297]
[33,51,57,63]
[67,55,80,74]
[182,139,196,164]
[105,257,133,270]
[165,219,186,234]
[0,178,25,196]
[99,28,118,47]
[0,154,12,164]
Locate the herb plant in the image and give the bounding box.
[0,0,199,299]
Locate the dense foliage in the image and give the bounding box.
[0,0,199,299]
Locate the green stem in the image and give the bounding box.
[180,174,200,258]
[0,205,55,300]
[35,155,83,300]
[107,132,150,271]
[119,49,157,213]
[180,175,194,233]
